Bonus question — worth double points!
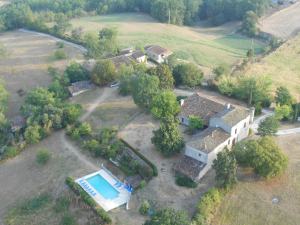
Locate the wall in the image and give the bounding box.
[185,145,208,163]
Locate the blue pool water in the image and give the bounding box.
[86,174,119,199]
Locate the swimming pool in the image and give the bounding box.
[86,174,119,199]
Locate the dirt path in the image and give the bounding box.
[18,29,88,53]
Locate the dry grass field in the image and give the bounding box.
[0,30,84,118]
[213,134,300,225]
[243,34,300,97]
[260,1,300,40]
[70,13,266,68]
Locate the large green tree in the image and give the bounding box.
[151,91,180,120]
[151,117,184,156]
[253,137,288,179]
[149,64,174,89]
[99,27,118,55]
[258,116,279,136]
[91,60,117,86]
[241,10,259,37]
[275,86,293,106]
[213,148,237,189]
[144,208,190,225]
[131,74,160,110]
[173,63,203,88]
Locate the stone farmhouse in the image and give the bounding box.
[145,45,173,64]
[175,93,255,181]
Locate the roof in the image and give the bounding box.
[145,45,171,56]
[214,107,251,127]
[10,116,26,130]
[131,50,145,59]
[179,93,226,124]
[187,127,230,153]
[174,155,206,180]
[68,81,94,95]
[119,47,134,56]
[110,55,133,68]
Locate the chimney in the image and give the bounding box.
[225,103,231,110]
[180,99,185,106]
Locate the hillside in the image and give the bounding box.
[70,13,266,69]
[244,34,300,97]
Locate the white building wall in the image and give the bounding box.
[229,115,251,142]
[185,146,208,163]
[179,116,189,126]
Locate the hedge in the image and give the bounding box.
[65,177,112,224]
[120,139,158,177]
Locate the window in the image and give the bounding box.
[198,153,202,157]
[244,122,247,128]
[235,128,237,134]
[181,118,184,123]
[228,139,231,145]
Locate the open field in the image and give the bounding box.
[70,13,266,68]
[213,134,300,225]
[243,34,300,97]
[0,30,84,118]
[260,1,300,40]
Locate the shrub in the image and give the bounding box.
[36,149,51,165]
[193,188,223,225]
[54,49,67,60]
[138,180,147,189]
[188,115,204,134]
[3,146,19,159]
[258,116,279,136]
[139,200,150,215]
[56,41,65,48]
[175,174,197,188]
[60,213,76,225]
[19,194,51,214]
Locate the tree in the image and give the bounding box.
[52,13,71,35]
[151,117,184,156]
[84,32,100,57]
[24,125,41,144]
[144,208,190,225]
[213,64,230,78]
[275,86,293,106]
[252,137,288,179]
[173,63,203,87]
[118,65,135,96]
[241,11,259,37]
[150,0,186,25]
[188,115,204,134]
[258,116,279,136]
[131,74,160,110]
[149,64,174,89]
[212,148,237,189]
[99,27,118,55]
[234,76,272,106]
[233,140,258,167]
[64,62,89,83]
[275,104,293,121]
[151,91,180,120]
[91,60,117,86]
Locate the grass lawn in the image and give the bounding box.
[86,98,140,130]
[213,134,300,225]
[70,13,266,68]
[244,34,300,97]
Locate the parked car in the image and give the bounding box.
[110,81,120,88]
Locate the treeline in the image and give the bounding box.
[0,0,271,32]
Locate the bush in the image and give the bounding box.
[19,194,51,214]
[36,149,51,165]
[175,174,197,188]
[56,41,65,48]
[139,200,150,215]
[258,116,279,136]
[138,180,147,189]
[54,49,67,60]
[3,146,19,159]
[193,188,223,225]
[188,115,204,134]
[54,197,70,213]
[60,213,76,225]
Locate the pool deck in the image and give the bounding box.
[75,169,131,212]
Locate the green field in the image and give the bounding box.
[70,13,266,68]
[213,135,300,225]
[244,34,300,97]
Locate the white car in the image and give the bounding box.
[110,81,120,88]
